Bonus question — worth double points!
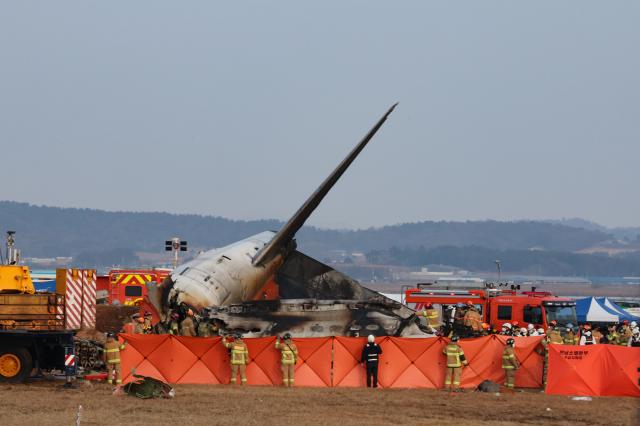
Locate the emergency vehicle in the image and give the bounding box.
[97,269,171,306]
[404,283,577,330]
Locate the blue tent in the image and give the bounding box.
[597,297,640,322]
[575,297,621,323]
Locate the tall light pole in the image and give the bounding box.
[165,237,187,269]
[494,260,502,281]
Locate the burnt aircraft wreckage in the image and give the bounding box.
[146,103,430,337]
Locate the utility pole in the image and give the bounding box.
[165,237,187,268]
[494,260,502,281]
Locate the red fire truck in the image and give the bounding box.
[404,283,577,330]
[96,269,171,306]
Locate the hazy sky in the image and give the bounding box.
[1,2,638,229]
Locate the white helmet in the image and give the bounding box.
[527,324,535,330]
[503,323,512,329]
[520,327,527,334]
[537,328,545,335]
[631,321,637,328]
[368,334,375,343]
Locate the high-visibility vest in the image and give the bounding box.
[275,340,298,365]
[104,340,125,364]
[502,347,519,370]
[443,343,464,368]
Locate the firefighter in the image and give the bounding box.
[180,309,196,336]
[197,317,213,337]
[442,336,467,392]
[420,303,440,333]
[618,320,632,346]
[463,301,483,336]
[104,332,126,386]
[605,324,619,344]
[167,311,180,335]
[591,326,603,343]
[132,313,145,334]
[276,333,298,387]
[453,303,467,337]
[502,338,519,391]
[563,324,578,345]
[222,334,249,385]
[361,334,383,388]
[546,319,558,335]
[480,322,490,336]
[547,324,563,344]
[535,335,549,388]
[527,324,538,336]
[143,312,153,334]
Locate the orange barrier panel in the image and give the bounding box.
[120,335,543,388]
[546,344,640,397]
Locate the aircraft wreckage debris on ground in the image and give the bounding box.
[145,103,431,337]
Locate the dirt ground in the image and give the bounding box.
[1,381,637,426]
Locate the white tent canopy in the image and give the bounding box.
[576,297,620,323]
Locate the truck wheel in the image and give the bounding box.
[0,347,33,382]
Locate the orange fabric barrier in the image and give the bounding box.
[546,344,640,397]
[120,335,543,388]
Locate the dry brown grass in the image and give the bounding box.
[0,381,637,426]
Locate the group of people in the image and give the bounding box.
[536,319,639,347]
[125,309,219,337]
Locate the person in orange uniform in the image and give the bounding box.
[275,333,298,387]
[223,334,250,385]
[443,336,467,392]
[502,338,519,391]
[104,332,126,386]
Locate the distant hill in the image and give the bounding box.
[546,218,640,241]
[0,201,615,258]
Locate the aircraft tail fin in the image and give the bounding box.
[252,103,397,266]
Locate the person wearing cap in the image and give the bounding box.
[104,332,126,386]
[222,334,250,385]
[443,336,467,392]
[276,333,298,387]
[420,303,440,334]
[132,313,145,334]
[361,334,383,388]
[502,338,519,391]
[180,308,196,337]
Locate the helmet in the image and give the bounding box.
[456,303,464,308]
[537,328,545,335]
[466,301,474,306]
[550,320,557,326]
[367,334,375,343]
[512,321,519,327]
[503,323,512,329]
[623,320,629,325]
[451,336,459,342]
[583,324,591,330]
[584,330,592,337]
[566,327,572,332]
[283,333,292,340]
[482,323,490,330]
[567,323,574,329]
[187,308,194,316]
[527,324,534,330]
[132,313,140,319]
[424,302,433,309]
[631,321,637,328]
[520,327,527,334]
[506,338,515,346]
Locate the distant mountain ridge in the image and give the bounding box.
[0,201,620,260]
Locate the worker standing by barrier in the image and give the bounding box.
[463,301,483,336]
[563,324,578,345]
[275,333,298,387]
[361,334,383,388]
[443,336,467,392]
[502,338,519,391]
[104,332,126,386]
[223,334,249,385]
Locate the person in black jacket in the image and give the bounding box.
[361,334,383,388]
